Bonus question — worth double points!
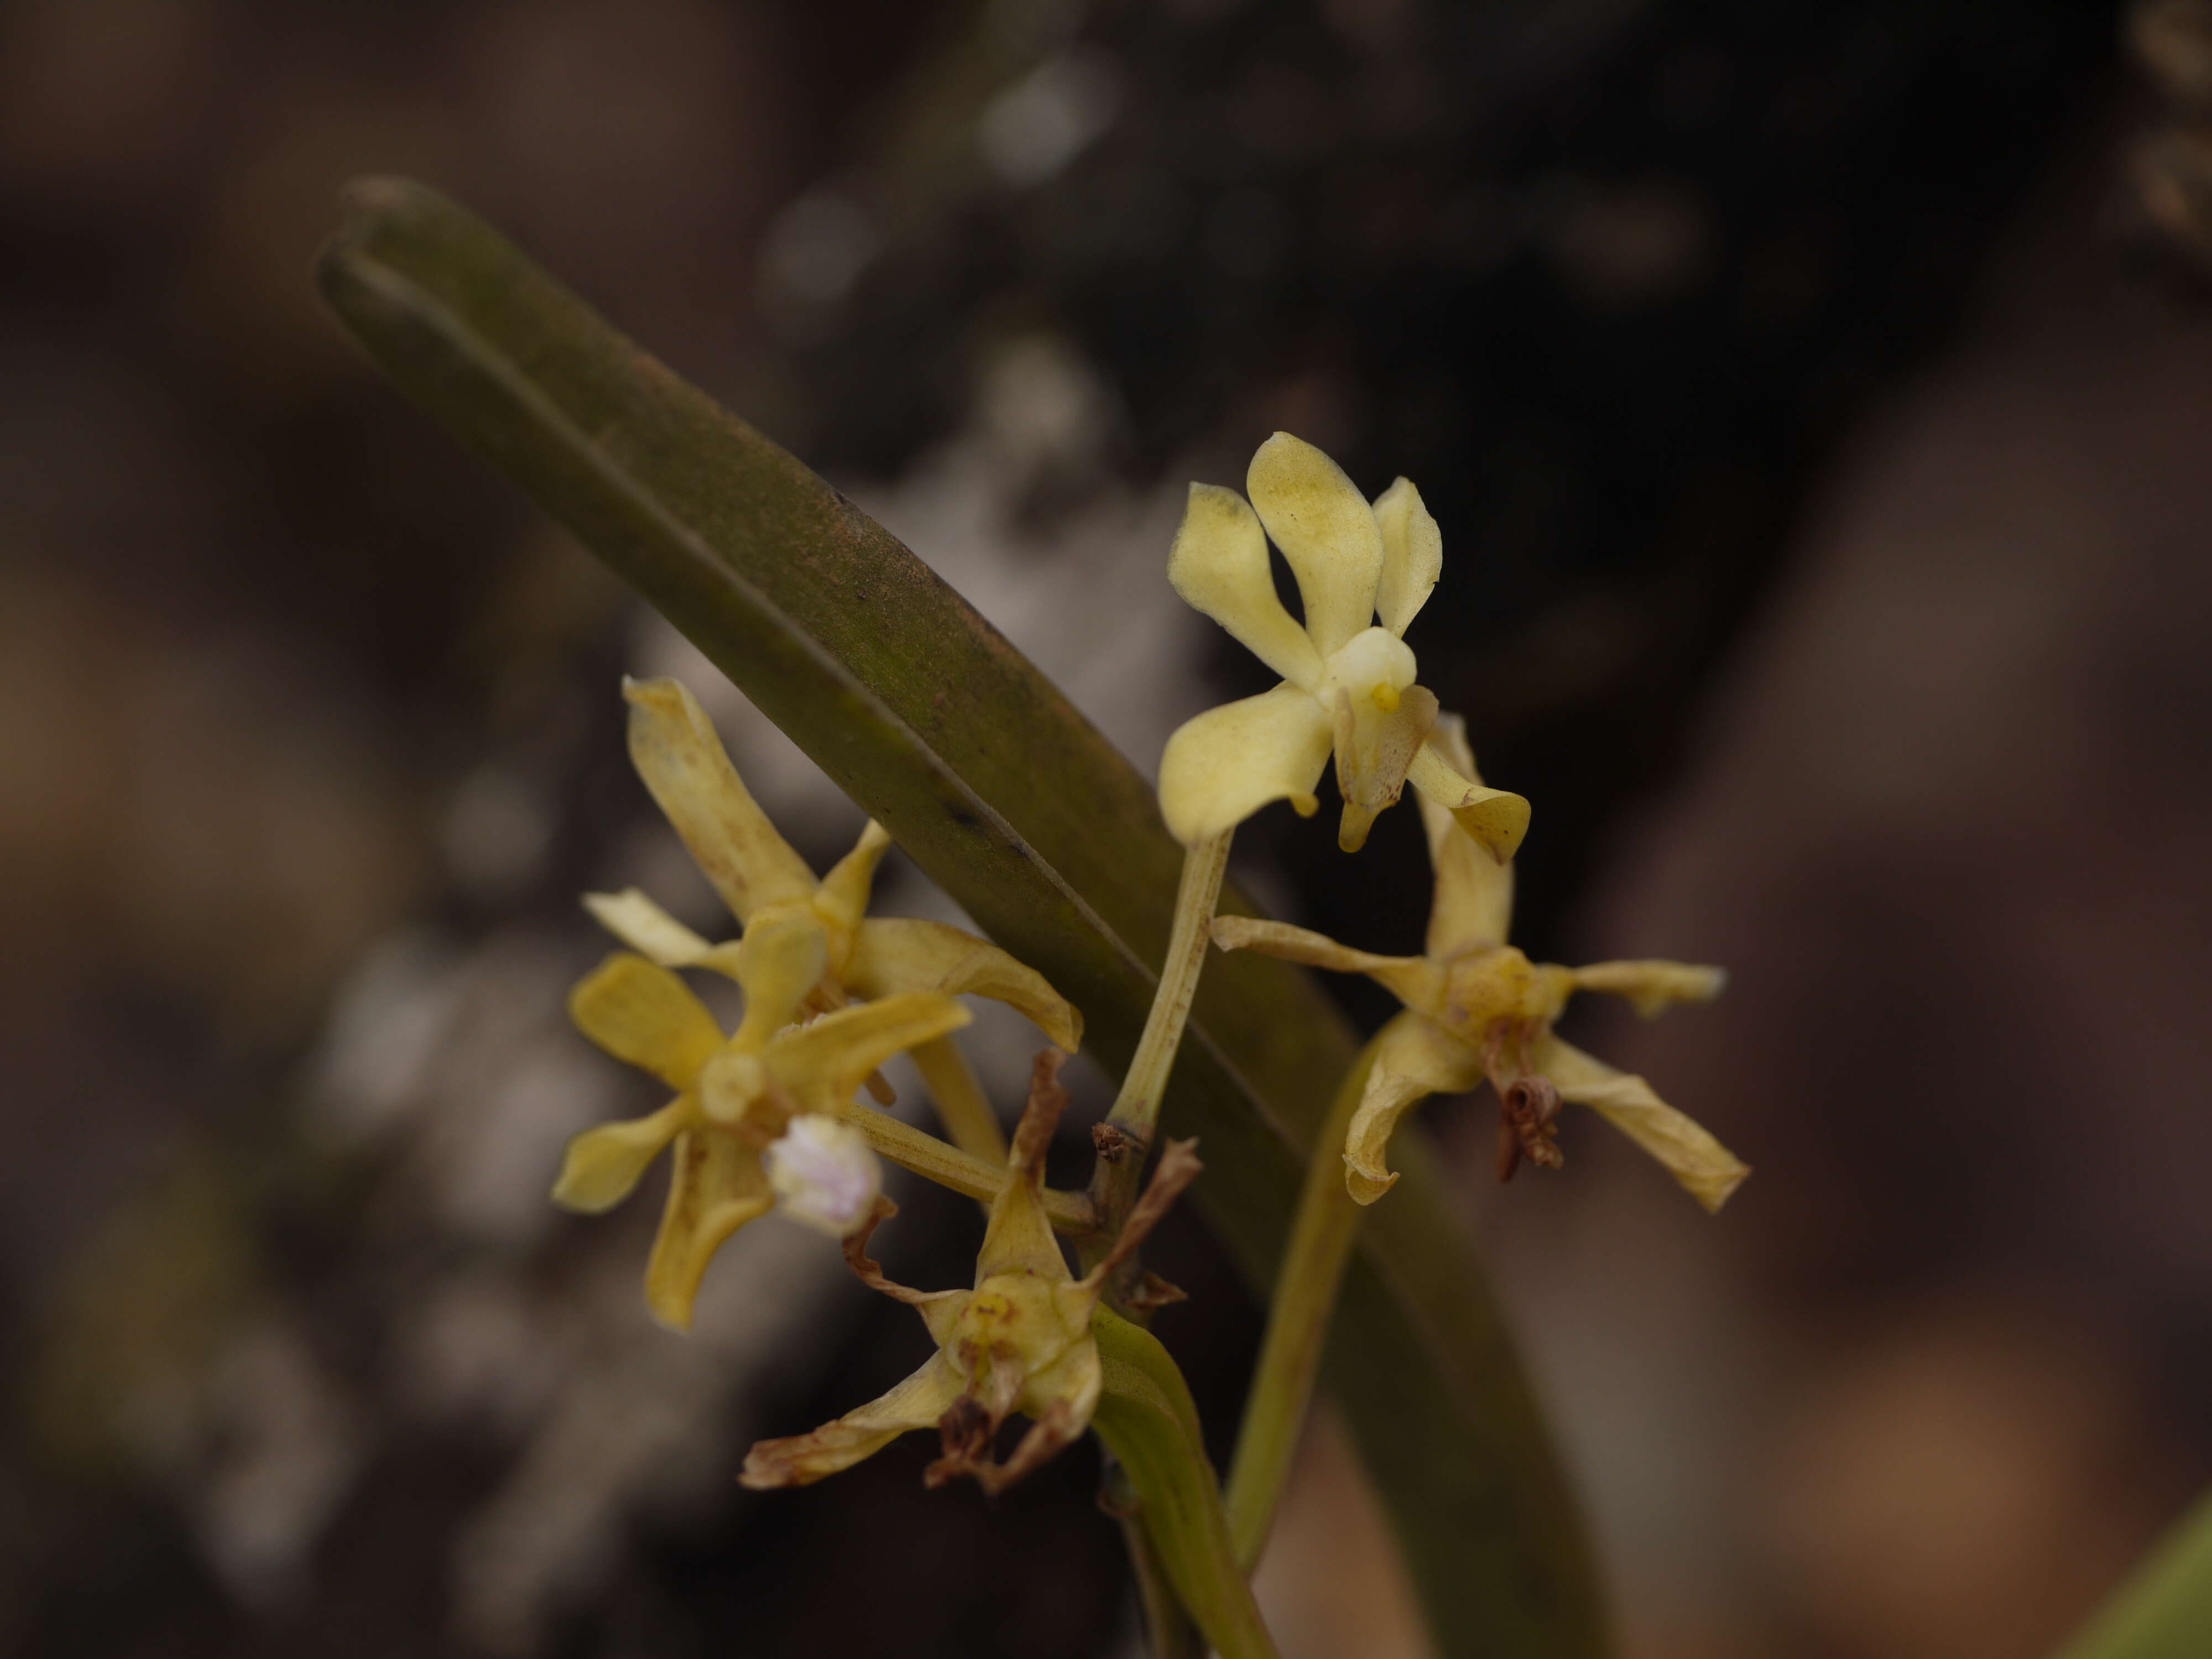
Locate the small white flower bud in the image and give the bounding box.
[765,1114,883,1238]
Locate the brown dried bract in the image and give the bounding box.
[1019,1049,1071,1168]
[1121,1270,1189,1312]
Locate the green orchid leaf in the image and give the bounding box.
[317,177,1603,1658]
[2053,1490,2212,1659]
[1093,1310,1280,1659]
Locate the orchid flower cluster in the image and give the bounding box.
[551,431,1746,1520]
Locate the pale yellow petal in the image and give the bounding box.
[550,1098,691,1212]
[1416,714,1514,957]
[739,1352,967,1488]
[1407,738,1531,865]
[766,993,972,1112]
[1246,432,1384,655]
[1372,476,1443,637]
[644,1129,775,1330]
[1342,1011,1485,1204]
[977,1342,1100,1491]
[977,1052,1076,1285]
[1166,483,1323,688]
[1537,1037,1749,1214]
[1210,916,1447,1020]
[1570,960,1728,1018]
[622,676,818,924]
[580,889,747,978]
[731,910,830,1048]
[1025,1334,1103,1431]
[844,916,1082,1051]
[813,820,894,946]
[1157,683,1333,845]
[567,953,726,1089]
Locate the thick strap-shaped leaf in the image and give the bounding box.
[2054,1486,2212,1659]
[319,179,1602,1658]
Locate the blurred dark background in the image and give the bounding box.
[6,1,2211,1656]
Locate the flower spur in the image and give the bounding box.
[1212,716,1749,1212]
[1156,432,1531,860]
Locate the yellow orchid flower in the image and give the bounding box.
[1156,432,1531,860]
[555,911,975,1329]
[1212,716,1747,1213]
[740,1054,1201,1495]
[583,676,1083,1160]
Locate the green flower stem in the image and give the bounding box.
[834,1100,1094,1234]
[2055,1488,2212,1659]
[1089,831,1232,1242]
[1224,1032,1382,1568]
[1093,1307,1281,1659]
[908,1034,1009,1165]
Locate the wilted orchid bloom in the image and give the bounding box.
[555,910,972,1329]
[1212,716,1748,1213]
[584,676,1082,1150]
[741,1054,1201,1496]
[1157,432,1531,860]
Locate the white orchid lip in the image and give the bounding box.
[766,1113,884,1238]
